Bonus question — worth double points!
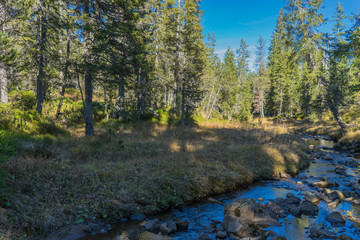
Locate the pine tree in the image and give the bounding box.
[221,47,238,119]
[253,36,268,119]
[324,2,349,130]
[181,0,205,125]
[285,0,324,118]
[235,38,252,120]
[202,33,222,121]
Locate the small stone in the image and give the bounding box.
[328,200,340,209]
[304,194,319,204]
[175,221,189,232]
[167,222,177,232]
[286,192,294,198]
[216,231,227,238]
[226,219,243,234]
[280,172,291,179]
[208,197,220,204]
[327,191,345,202]
[160,222,177,234]
[285,196,300,205]
[144,219,161,232]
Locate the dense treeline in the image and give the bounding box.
[0,0,359,136]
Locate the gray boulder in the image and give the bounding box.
[144,219,161,232]
[325,211,346,226]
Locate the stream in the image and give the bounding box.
[78,135,360,240]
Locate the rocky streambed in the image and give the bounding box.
[78,136,360,240]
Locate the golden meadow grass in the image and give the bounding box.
[3,122,309,239]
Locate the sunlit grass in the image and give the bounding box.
[3,122,309,239]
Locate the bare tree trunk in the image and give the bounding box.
[205,82,215,120]
[180,81,185,126]
[330,105,347,130]
[104,87,109,121]
[206,85,221,121]
[173,0,182,117]
[56,84,66,119]
[0,2,8,104]
[83,0,94,136]
[113,75,125,120]
[0,63,7,104]
[260,90,265,118]
[279,88,283,116]
[36,0,47,114]
[77,71,85,109]
[305,106,310,118]
[56,1,70,119]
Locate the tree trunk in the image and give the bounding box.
[330,105,348,130]
[173,0,182,117]
[104,87,109,121]
[0,3,8,104]
[83,0,94,136]
[305,105,310,118]
[205,82,215,121]
[206,85,221,121]
[56,84,66,119]
[0,63,7,104]
[113,75,125,120]
[260,90,265,118]
[56,1,70,119]
[36,0,47,114]
[279,88,283,116]
[180,81,185,126]
[77,71,85,109]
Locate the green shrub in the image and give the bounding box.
[9,90,36,111]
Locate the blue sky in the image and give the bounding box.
[201,0,360,70]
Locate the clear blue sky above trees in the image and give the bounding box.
[201,0,360,70]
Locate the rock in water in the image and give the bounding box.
[222,215,244,234]
[291,201,318,217]
[304,194,320,204]
[144,219,161,232]
[309,228,338,239]
[216,231,227,238]
[175,221,189,232]
[160,222,177,234]
[325,211,346,226]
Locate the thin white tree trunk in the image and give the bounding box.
[0,2,8,104]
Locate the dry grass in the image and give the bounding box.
[2,122,309,239]
[339,130,360,143]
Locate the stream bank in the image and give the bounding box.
[76,135,360,240]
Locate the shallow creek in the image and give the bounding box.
[78,136,360,240]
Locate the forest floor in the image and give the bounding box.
[0,120,314,240]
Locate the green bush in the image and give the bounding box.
[9,90,36,111]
